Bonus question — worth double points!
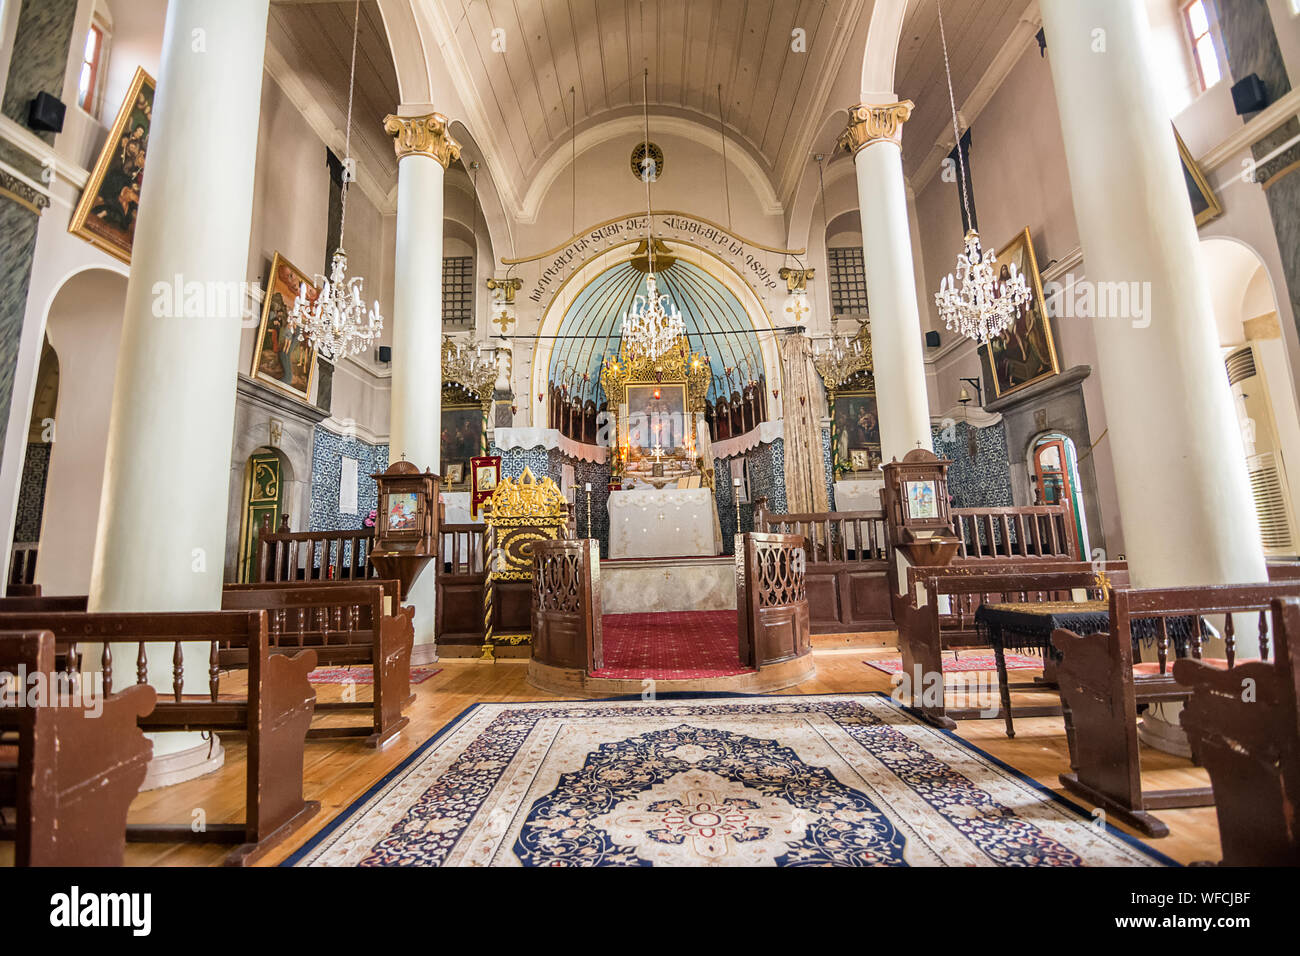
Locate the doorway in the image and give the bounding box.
[1030,432,1090,557]
[236,448,286,582]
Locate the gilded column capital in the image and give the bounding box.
[838,101,914,153]
[383,112,462,167]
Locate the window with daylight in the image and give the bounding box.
[442,256,474,326]
[77,21,107,114]
[828,246,869,315]
[1183,0,1221,91]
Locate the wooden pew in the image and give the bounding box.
[0,610,319,865]
[0,630,155,866]
[223,581,414,747]
[1052,581,1300,838]
[1172,596,1300,865]
[897,563,1127,728]
[0,582,416,748]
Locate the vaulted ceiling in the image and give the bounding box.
[268,0,1044,223]
[892,0,1035,180]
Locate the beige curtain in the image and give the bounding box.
[780,334,830,517]
[695,412,724,553]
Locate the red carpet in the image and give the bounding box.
[592,611,753,679]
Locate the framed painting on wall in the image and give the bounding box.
[251,252,318,402]
[1175,125,1223,227]
[441,404,483,482]
[985,227,1060,399]
[832,386,882,472]
[68,66,155,263]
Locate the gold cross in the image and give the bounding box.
[785,299,809,323]
[492,309,514,333]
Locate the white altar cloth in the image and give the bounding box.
[608,488,717,559]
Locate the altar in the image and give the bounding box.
[608,487,717,558]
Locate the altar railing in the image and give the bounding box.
[751,499,894,634]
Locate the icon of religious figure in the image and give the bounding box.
[252,253,318,401]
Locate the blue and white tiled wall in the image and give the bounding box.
[746,438,787,514]
[931,420,1013,508]
[13,443,49,542]
[490,443,550,482]
[309,426,389,531]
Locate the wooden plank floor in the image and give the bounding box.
[3,643,1222,866]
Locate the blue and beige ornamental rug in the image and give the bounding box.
[287,694,1172,867]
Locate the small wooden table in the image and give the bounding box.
[975,600,1111,739]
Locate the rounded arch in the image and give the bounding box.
[36,267,129,595]
[448,119,515,260]
[520,111,783,224]
[860,0,913,101]
[531,241,786,426]
[1025,430,1091,556]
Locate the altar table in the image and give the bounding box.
[607,488,717,559]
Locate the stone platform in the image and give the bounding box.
[599,555,735,613]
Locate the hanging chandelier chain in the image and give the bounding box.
[337,0,361,249]
[285,0,383,361]
[937,0,973,232]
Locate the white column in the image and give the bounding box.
[90,0,268,610]
[383,112,460,649]
[1040,0,1267,597]
[86,0,269,770]
[842,102,933,462]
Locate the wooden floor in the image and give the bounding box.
[6,641,1223,866]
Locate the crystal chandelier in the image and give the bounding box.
[931,0,1029,343]
[621,70,684,361]
[442,338,497,397]
[288,0,382,360]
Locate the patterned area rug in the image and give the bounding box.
[865,654,1042,676]
[592,611,752,679]
[287,694,1172,867]
[308,666,442,685]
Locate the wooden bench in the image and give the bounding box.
[1173,596,1300,865]
[0,582,416,749]
[897,563,1127,728]
[223,581,414,747]
[0,609,319,865]
[1052,581,1300,838]
[0,630,155,866]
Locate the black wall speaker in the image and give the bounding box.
[377,345,392,363]
[925,330,941,348]
[1231,74,1268,115]
[27,92,66,133]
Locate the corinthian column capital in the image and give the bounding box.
[838,101,914,153]
[383,112,462,167]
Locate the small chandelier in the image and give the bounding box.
[288,0,382,360]
[624,272,685,361]
[442,338,497,397]
[621,69,684,362]
[931,0,1029,343]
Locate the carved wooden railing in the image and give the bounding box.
[255,516,375,583]
[751,499,893,634]
[736,532,811,668]
[753,500,888,562]
[532,538,603,670]
[950,504,1078,561]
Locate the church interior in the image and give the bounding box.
[0,0,1299,881]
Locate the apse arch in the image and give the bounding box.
[531,241,786,429]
